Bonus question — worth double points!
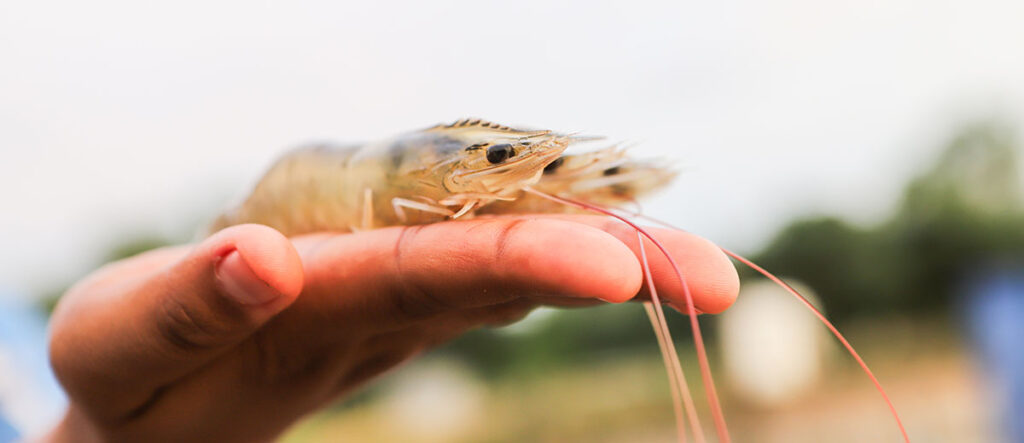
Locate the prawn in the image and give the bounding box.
[212,119,909,442]
[211,119,570,234]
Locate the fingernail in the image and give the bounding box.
[215,250,280,306]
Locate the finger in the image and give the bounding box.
[494,215,740,314]
[452,297,539,328]
[526,295,605,308]
[49,224,304,420]
[573,216,739,313]
[294,217,644,328]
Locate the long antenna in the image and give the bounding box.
[639,231,704,442]
[632,213,910,443]
[523,187,731,442]
[721,249,910,442]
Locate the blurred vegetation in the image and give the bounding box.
[750,122,1024,325]
[432,304,685,380]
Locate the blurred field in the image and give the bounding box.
[281,314,995,443]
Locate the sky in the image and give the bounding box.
[2,0,1023,299]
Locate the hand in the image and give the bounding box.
[46,216,739,442]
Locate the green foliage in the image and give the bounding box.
[749,122,1024,325]
[749,217,908,322]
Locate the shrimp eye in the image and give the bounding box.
[486,144,514,164]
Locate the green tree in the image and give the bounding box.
[749,122,1024,324]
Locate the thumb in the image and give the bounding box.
[150,223,304,351]
[50,224,303,421]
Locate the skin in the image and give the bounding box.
[45,215,739,442]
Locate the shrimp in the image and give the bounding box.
[212,119,909,443]
[211,118,570,235]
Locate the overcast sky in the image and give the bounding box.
[2,0,1023,299]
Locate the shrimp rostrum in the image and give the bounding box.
[212,119,909,443]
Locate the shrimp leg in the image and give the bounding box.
[362,188,374,231]
[391,198,456,223]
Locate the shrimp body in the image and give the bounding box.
[211,119,574,235]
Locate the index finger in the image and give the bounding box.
[292,214,738,332]
[535,215,740,314]
[293,217,644,329]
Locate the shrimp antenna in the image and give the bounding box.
[627,213,911,443]
[638,232,704,443]
[523,186,730,443]
[631,199,700,442]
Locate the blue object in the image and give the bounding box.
[0,292,67,439]
[0,416,17,443]
[961,263,1024,443]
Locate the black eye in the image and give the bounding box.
[486,144,514,164]
[602,166,621,176]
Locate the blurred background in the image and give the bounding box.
[2,0,1023,441]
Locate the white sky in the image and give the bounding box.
[2,0,1023,299]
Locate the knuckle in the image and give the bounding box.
[384,219,533,324]
[492,218,529,265]
[249,333,337,386]
[388,287,447,322]
[155,296,236,354]
[389,226,450,321]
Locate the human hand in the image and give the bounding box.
[46,216,738,442]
